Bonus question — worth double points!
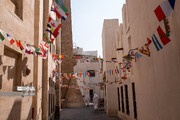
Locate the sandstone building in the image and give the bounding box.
[0,0,62,119]
[102,0,180,120]
[61,0,84,108]
[73,47,104,101]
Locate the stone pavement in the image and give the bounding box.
[60,106,122,120]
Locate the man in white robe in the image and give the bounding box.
[93,93,99,111]
[84,93,90,107]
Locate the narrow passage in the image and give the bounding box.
[60,106,122,120]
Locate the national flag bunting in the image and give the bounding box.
[0,31,5,41]
[139,38,152,57]
[25,44,31,54]
[135,52,143,58]
[43,34,54,43]
[39,42,49,50]
[40,53,47,59]
[6,33,15,45]
[53,0,68,20]
[47,16,62,38]
[15,39,24,51]
[152,34,163,51]
[85,59,90,63]
[157,26,171,46]
[154,0,176,22]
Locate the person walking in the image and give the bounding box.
[84,93,90,107]
[93,93,99,111]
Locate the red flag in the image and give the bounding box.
[76,56,81,59]
[87,72,90,77]
[115,69,117,74]
[79,73,82,77]
[157,26,171,46]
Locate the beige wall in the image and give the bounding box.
[0,0,34,119]
[115,0,180,120]
[0,0,60,119]
[74,60,104,99]
[102,19,119,116]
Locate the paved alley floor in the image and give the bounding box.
[60,106,122,120]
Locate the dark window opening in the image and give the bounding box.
[49,94,50,115]
[125,85,130,115]
[117,87,121,111]
[132,83,137,119]
[121,86,125,113]
[10,0,23,20]
[87,70,95,77]
[3,46,22,91]
[90,89,93,102]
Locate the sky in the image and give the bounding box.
[71,0,125,57]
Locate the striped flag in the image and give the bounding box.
[15,39,24,51]
[39,42,49,50]
[25,44,31,54]
[47,16,62,38]
[154,0,176,22]
[19,41,24,51]
[6,33,15,45]
[152,34,163,51]
[43,34,53,43]
[53,0,68,20]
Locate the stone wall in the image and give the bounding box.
[61,0,84,107]
[0,0,34,119]
[102,19,119,116]
[115,0,180,120]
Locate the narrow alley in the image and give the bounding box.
[60,106,122,120]
[0,0,180,120]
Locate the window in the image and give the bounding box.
[128,36,131,50]
[121,86,125,113]
[10,0,23,20]
[132,83,137,119]
[90,89,93,102]
[87,70,95,77]
[53,95,55,112]
[117,87,121,111]
[3,46,22,91]
[51,94,53,113]
[125,85,130,115]
[49,94,50,115]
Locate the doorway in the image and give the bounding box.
[89,89,93,102]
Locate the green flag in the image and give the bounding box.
[36,47,40,52]
[0,32,5,41]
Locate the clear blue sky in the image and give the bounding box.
[71,0,125,57]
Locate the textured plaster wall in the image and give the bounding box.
[0,0,34,119]
[102,19,119,116]
[116,0,180,120]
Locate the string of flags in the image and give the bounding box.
[0,0,68,61]
[102,0,176,84]
[55,0,176,87]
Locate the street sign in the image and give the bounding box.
[17,86,35,92]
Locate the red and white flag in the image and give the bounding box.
[154,0,176,22]
[6,33,15,45]
[85,59,90,63]
[47,16,62,38]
